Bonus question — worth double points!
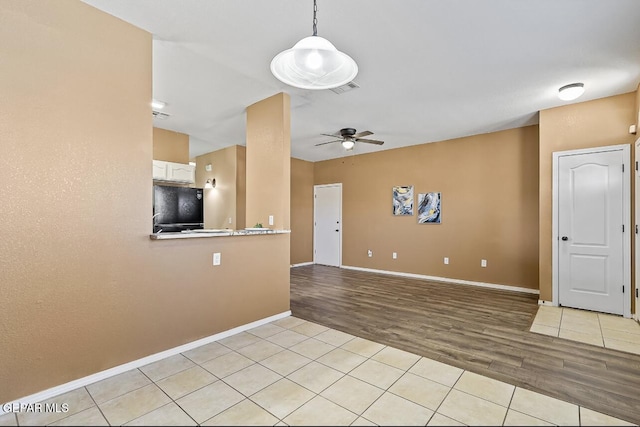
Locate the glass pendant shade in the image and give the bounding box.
[271,35,358,90]
[341,138,355,150]
[558,83,585,101]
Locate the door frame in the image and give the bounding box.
[552,144,631,318]
[635,138,640,322]
[313,183,342,267]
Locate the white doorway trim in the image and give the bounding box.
[552,144,631,318]
[313,183,342,267]
[635,137,640,322]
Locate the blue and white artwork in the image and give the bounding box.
[393,186,414,215]
[418,192,441,223]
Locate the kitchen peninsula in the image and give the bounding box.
[150,229,291,239]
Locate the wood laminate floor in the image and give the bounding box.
[290,265,640,425]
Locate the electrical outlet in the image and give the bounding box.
[268,215,274,226]
[213,253,221,266]
[392,252,397,259]
[481,259,487,267]
[228,217,232,224]
[368,249,373,257]
[444,257,449,265]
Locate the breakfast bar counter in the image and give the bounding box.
[149,229,291,240]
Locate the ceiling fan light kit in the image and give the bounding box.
[270,0,358,90]
[342,138,355,150]
[316,128,384,150]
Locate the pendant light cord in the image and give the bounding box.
[312,0,318,36]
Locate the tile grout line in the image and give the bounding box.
[150,387,200,426]
[197,323,357,424]
[428,368,463,425]
[83,385,110,426]
[138,367,200,426]
[274,335,420,424]
[347,346,424,425]
[500,382,517,426]
[578,404,582,426]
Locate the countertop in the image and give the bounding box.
[149,229,291,240]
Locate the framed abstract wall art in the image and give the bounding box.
[392,186,414,215]
[417,192,441,223]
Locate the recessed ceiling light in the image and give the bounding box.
[558,83,585,101]
[151,99,166,110]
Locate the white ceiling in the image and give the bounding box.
[82,0,640,162]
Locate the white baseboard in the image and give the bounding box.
[538,300,556,306]
[341,265,539,295]
[0,310,291,415]
[291,262,313,268]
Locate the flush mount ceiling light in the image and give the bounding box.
[558,83,585,101]
[270,0,358,90]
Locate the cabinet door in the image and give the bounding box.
[167,162,195,183]
[152,160,168,180]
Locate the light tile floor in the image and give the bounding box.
[530,306,640,355]
[1,316,638,426]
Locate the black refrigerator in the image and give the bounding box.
[152,185,204,233]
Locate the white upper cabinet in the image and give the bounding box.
[153,160,195,184]
[167,162,195,183]
[153,160,168,180]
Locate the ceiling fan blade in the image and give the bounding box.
[321,133,342,138]
[355,138,384,145]
[315,140,342,146]
[352,130,373,138]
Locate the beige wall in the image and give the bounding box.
[314,126,540,290]
[196,145,239,229]
[195,144,247,230]
[0,0,289,403]
[153,127,189,163]
[246,93,291,230]
[236,145,247,230]
[636,83,640,130]
[291,158,315,264]
[538,92,637,302]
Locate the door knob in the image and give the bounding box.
[561,236,568,241]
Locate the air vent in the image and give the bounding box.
[152,110,170,120]
[330,81,360,94]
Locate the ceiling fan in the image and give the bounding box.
[315,128,384,150]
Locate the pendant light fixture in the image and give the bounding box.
[270,0,358,90]
[558,83,585,101]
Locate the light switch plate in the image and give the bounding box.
[268,215,274,225]
[213,253,221,266]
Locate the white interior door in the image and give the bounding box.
[314,184,341,267]
[557,147,627,316]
